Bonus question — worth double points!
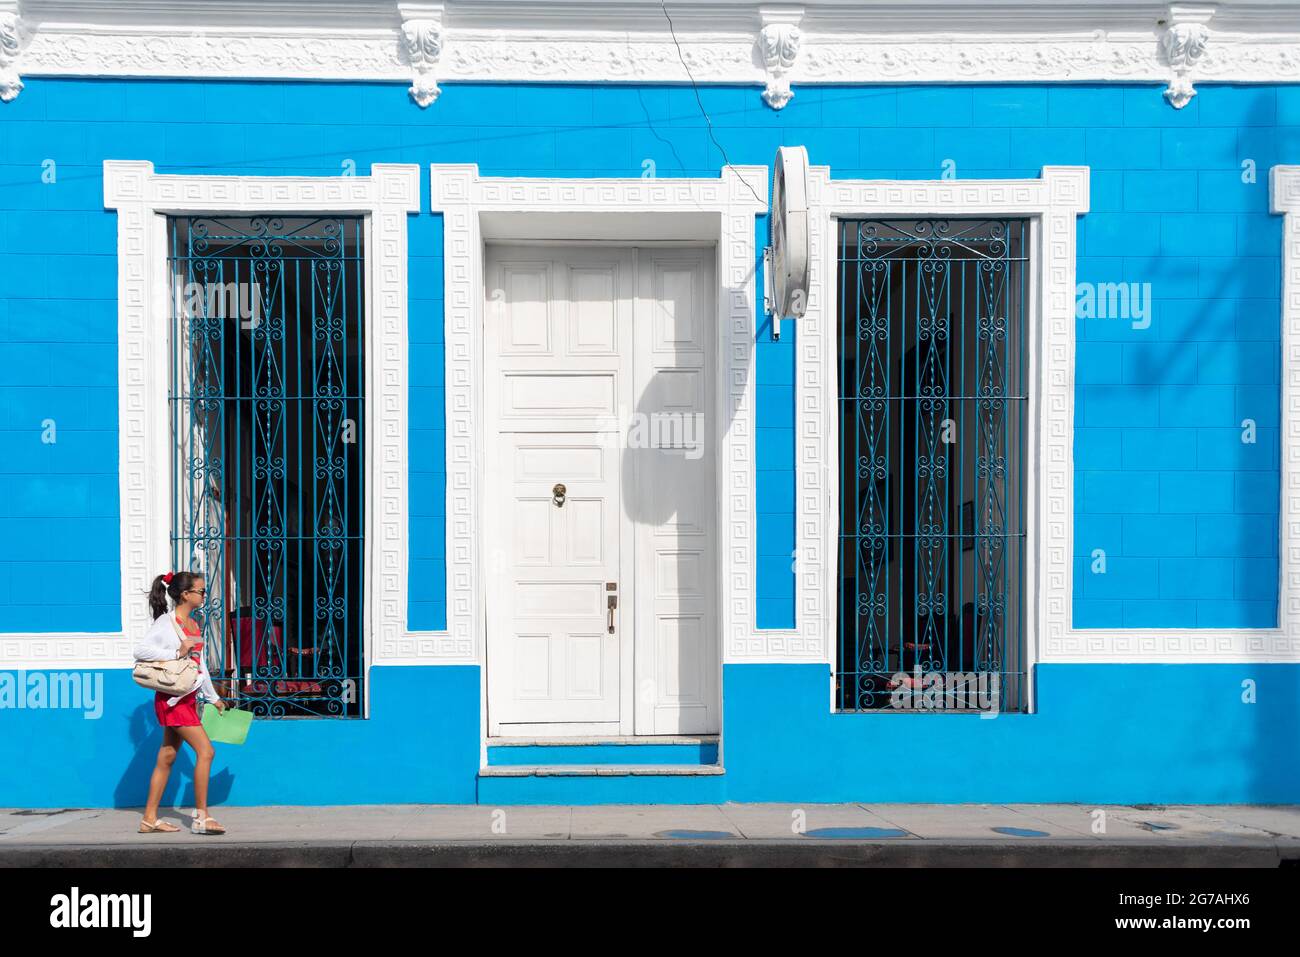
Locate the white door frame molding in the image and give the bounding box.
[428,164,767,684]
[0,161,420,673]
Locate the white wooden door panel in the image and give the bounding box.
[494,432,621,726]
[485,245,718,737]
[633,250,718,735]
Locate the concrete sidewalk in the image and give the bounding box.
[2,803,1298,866]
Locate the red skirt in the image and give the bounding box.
[154,690,201,727]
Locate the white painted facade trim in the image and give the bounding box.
[428,163,768,666]
[1038,166,1300,662]
[2,1,1299,106]
[802,165,1300,665]
[1032,628,1293,662]
[5,163,1299,669]
[806,168,1089,670]
[1270,165,1300,657]
[0,162,425,671]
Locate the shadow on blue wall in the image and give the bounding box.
[111,701,236,809]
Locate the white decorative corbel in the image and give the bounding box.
[1160,4,1214,109]
[758,6,803,110]
[0,1,27,103]
[400,2,444,108]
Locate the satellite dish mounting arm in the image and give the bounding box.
[765,145,810,342]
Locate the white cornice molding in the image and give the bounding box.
[2,1,1298,105]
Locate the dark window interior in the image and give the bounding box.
[835,218,1028,713]
[168,216,366,718]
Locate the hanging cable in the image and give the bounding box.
[659,0,768,208]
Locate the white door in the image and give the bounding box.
[484,245,717,736]
[631,250,718,735]
[491,433,623,729]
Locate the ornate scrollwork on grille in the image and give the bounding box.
[837,219,1028,713]
[169,216,366,718]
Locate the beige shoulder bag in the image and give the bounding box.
[132,618,200,696]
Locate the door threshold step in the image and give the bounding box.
[489,735,717,747]
[477,763,727,803]
[479,765,725,778]
[486,738,720,767]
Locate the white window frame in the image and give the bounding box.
[803,164,1300,680]
[2,161,422,678]
[798,168,1086,707]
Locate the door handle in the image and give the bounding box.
[607,592,617,634]
[552,483,566,507]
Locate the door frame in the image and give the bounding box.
[481,243,719,737]
[430,165,768,759]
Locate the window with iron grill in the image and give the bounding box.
[168,216,366,718]
[836,218,1028,713]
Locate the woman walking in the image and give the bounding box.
[134,570,227,835]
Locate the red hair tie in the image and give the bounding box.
[162,572,175,585]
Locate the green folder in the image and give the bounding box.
[202,705,253,745]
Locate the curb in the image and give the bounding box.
[1,840,1294,868]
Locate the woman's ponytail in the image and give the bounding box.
[148,574,170,620]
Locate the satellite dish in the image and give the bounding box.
[765,145,809,341]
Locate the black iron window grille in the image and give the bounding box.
[168,216,366,718]
[836,218,1029,713]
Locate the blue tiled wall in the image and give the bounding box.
[0,79,1296,633]
[1071,87,1291,629]
[725,663,1300,803]
[0,665,480,807]
[6,661,1299,806]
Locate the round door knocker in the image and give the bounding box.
[552,483,567,507]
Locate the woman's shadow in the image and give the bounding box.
[112,702,235,811]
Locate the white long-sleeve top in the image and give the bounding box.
[132,613,220,707]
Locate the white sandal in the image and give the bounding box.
[139,818,181,833]
[191,815,226,835]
